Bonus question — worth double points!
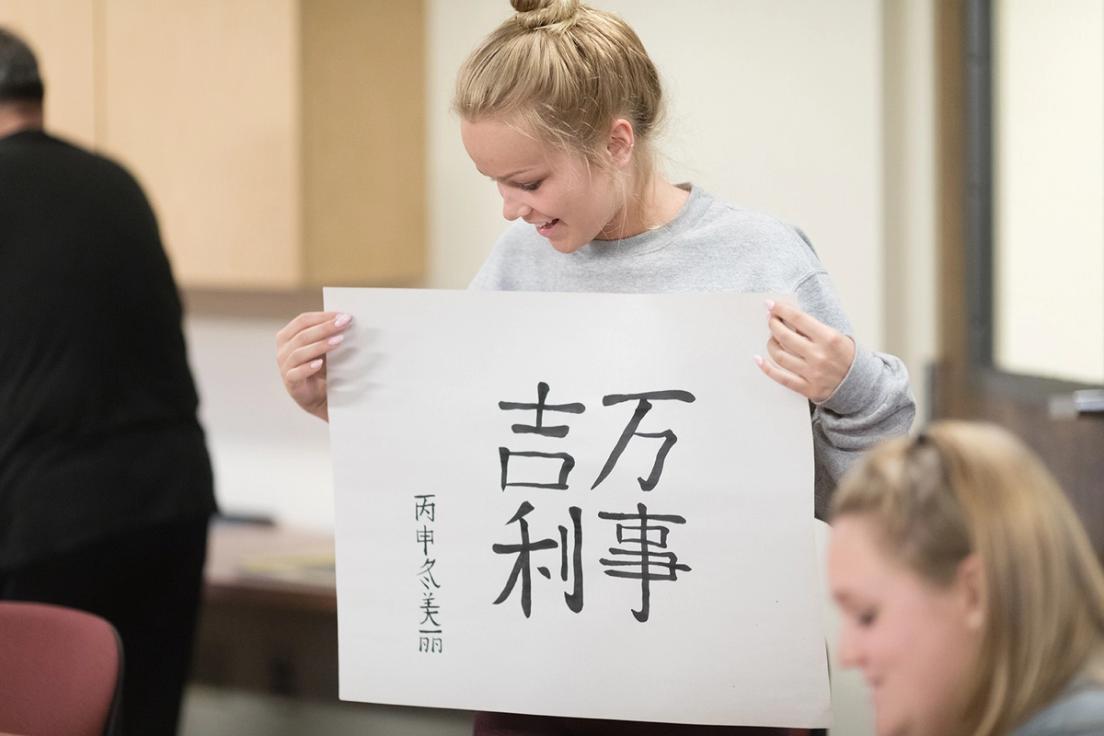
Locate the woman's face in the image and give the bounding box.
[460,117,627,254]
[828,516,984,736]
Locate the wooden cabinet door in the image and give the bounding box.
[99,0,301,289]
[4,1,427,291]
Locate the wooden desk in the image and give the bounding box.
[191,522,339,699]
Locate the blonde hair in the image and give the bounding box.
[453,0,664,202]
[831,421,1104,736]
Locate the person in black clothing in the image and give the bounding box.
[0,27,217,736]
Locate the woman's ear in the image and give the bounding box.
[956,553,987,631]
[607,118,635,168]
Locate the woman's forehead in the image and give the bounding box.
[830,517,909,586]
[462,117,540,154]
[461,117,569,175]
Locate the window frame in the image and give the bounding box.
[963,0,1104,402]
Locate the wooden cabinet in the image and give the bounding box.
[194,522,339,698]
[1,0,426,290]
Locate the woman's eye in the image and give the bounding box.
[858,609,878,627]
[519,180,543,192]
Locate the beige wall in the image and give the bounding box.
[883,0,937,420]
[993,0,1104,384]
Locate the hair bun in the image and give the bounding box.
[511,0,581,31]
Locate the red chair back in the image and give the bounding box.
[0,601,122,736]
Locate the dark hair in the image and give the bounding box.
[0,27,44,103]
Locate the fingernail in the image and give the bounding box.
[765,299,775,312]
[310,358,323,369]
[334,313,352,328]
[328,334,345,346]
[753,355,764,367]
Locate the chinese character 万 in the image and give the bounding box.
[591,390,696,492]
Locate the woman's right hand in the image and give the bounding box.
[276,311,352,422]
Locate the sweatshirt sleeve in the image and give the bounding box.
[793,271,916,519]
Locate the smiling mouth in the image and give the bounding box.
[536,218,560,235]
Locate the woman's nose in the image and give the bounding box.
[499,186,532,221]
[502,198,533,222]
[837,623,863,668]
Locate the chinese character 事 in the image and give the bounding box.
[598,503,692,623]
[498,383,697,492]
[493,502,691,622]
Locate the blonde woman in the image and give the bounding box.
[279,0,913,514]
[829,422,1104,736]
[278,0,916,732]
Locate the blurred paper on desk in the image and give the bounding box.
[238,552,336,588]
[322,287,830,729]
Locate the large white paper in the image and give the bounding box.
[324,288,830,728]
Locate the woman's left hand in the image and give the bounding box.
[754,299,855,403]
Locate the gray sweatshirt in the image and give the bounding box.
[470,185,916,517]
[1012,680,1104,736]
